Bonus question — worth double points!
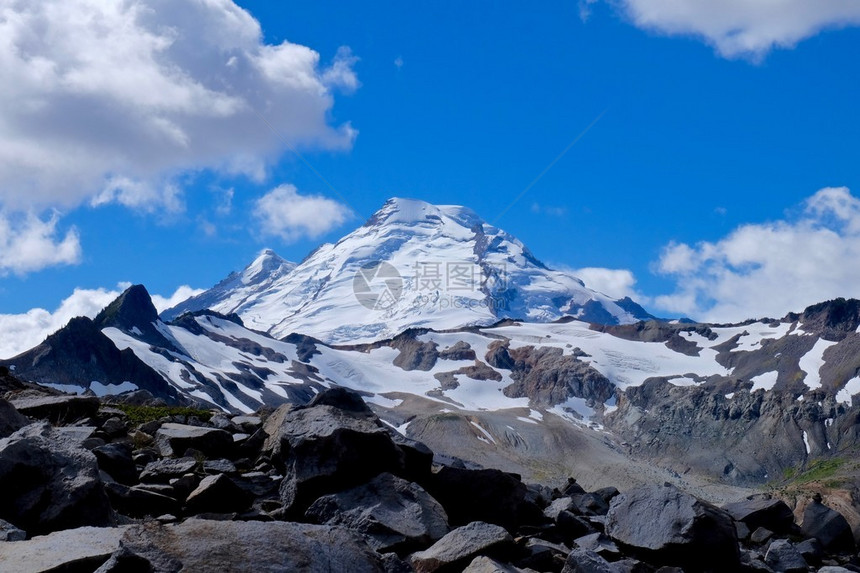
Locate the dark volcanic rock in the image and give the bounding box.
[764,539,807,573]
[800,498,856,553]
[723,495,795,534]
[0,422,114,534]
[605,483,739,571]
[560,548,616,573]
[409,521,514,573]
[0,398,28,438]
[424,466,544,532]
[93,442,138,485]
[267,388,406,515]
[185,474,252,514]
[10,395,100,425]
[104,482,180,518]
[0,518,26,541]
[140,457,198,483]
[155,423,233,458]
[306,472,449,553]
[2,315,183,402]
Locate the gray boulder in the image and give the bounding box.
[140,457,198,482]
[0,398,28,438]
[723,495,795,534]
[409,521,514,573]
[605,483,739,571]
[10,395,100,425]
[121,518,387,572]
[800,499,856,554]
[306,472,449,553]
[763,539,806,573]
[560,548,616,573]
[0,423,113,534]
[0,525,128,571]
[0,518,26,541]
[155,423,233,458]
[462,556,527,572]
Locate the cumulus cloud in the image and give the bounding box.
[572,267,643,300]
[598,0,860,58]
[0,283,203,359]
[0,211,81,275]
[0,0,357,213]
[253,185,352,242]
[653,187,860,322]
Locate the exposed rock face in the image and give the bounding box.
[409,521,514,573]
[10,394,100,425]
[605,378,845,484]
[764,539,807,573]
[305,472,449,553]
[605,483,739,571]
[1,315,182,401]
[0,423,114,535]
[487,342,614,407]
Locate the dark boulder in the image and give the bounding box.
[0,399,28,438]
[605,483,739,571]
[104,482,180,518]
[723,495,795,534]
[800,498,856,554]
[560,548,616,573]
[0,423,114,534]
[10,395,100,425]
[266,388,406,515]
[764,539,807,572]
[424,466,544,532]
[140,457,198,483]
[155,423,233,458]
[185,474,252,514]
[93,442,138,485]
[306,472,449,554]
[0,518,25,541]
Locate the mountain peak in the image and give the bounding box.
[95,284,158,331]
[369,197,484,230]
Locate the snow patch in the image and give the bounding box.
[90,381,138,396]
[836,376,860,405]
[802,430,811,455]
[724,393,735,399]
[750,371,778,392]
[798,338,837,390]
[470,421,496,444]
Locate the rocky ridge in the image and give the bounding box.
[1,379,860,572]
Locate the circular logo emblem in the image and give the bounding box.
[353,261,403,310]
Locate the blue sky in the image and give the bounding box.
[1,0,860,356]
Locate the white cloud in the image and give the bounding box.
[0,211,81,275]
[151,285,205,313]
[0,0,357,213]
[0,283,203,359]
[572,267,643,300]
[653,187,860,322]
[604,0,860,58]
[531,202,568,217]
[253,184,352,242]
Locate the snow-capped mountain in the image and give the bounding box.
[163,198,653,343]
[7,284,860,488]
[163,249,296,321]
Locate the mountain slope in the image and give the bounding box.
[163,198,653,343]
